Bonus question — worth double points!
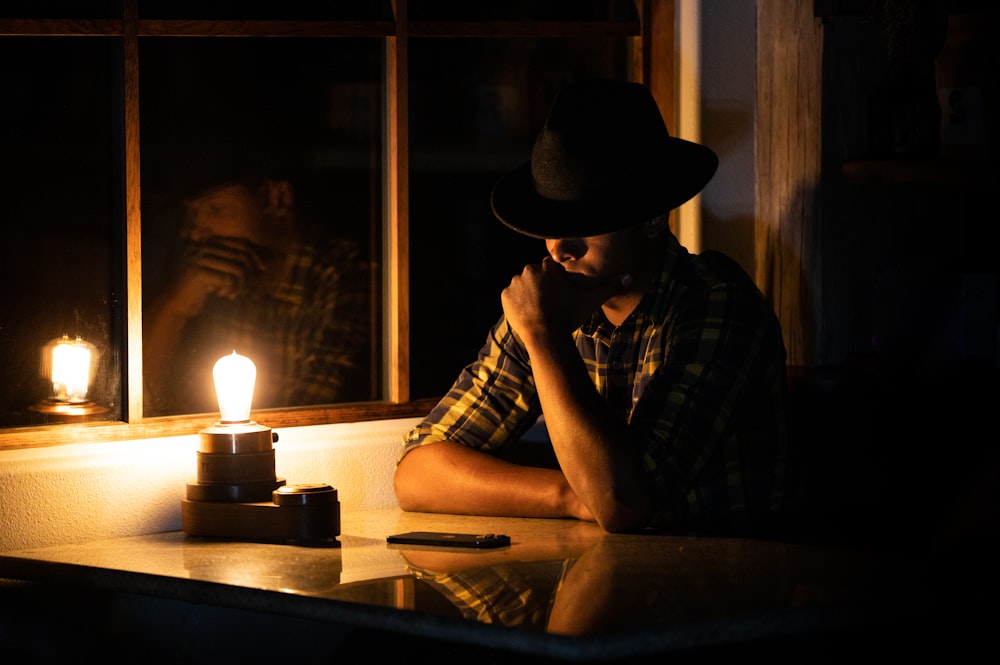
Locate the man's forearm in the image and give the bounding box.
[141,299,192,392]
[525,334,651,532]
[394,440,588,520]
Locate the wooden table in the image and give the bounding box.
[0,507,941,662]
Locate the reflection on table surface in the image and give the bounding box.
[0,508,932,653]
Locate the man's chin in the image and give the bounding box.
[566,273,603,290]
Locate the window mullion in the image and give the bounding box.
[384,0,409,403]
[123,0,143,422]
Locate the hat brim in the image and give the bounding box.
[491,137,718,239]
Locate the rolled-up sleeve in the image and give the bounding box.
[400,316,542,462]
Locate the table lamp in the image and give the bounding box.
[180,351,340,547]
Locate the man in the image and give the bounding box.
[395,78,793,535]
[142,156,372,416]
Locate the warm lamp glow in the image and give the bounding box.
[213,351,256,423]
[44,334,96,403]
[186,351,339,547]
[31,334,107,419]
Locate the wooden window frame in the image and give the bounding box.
[0,0,674,449]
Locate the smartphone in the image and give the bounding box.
[386,531,511,549]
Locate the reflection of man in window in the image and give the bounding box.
[143,157,372,416]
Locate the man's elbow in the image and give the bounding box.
[394,451,443,512]
[592,495,651,534]
[595,511,645,534]
[393,461,421,512]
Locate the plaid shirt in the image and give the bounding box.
[405,560,567,629]
[149,237,371,415]
[402,233,792,532]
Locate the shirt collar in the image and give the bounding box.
[578,233,685,338]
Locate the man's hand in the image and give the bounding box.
[501,257,630,345]
[167,237,268,315]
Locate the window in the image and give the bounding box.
[0,0,673,447]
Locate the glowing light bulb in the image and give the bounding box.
[48,334,95,403]
[213,351,256,423]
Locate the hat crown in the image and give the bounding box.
[531,80,669,203]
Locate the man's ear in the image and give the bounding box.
[644,213,669,237]
[262,179,294,217]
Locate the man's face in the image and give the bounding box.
[181,183,267,247]
[544,223,648,289]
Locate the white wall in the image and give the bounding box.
[676,0,758,271]
[698,0,758,275]
[0,417,420,552]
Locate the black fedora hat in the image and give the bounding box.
[491,78,718,239]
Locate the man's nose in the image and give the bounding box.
[548,237,584,263]
[181,209,204,241]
